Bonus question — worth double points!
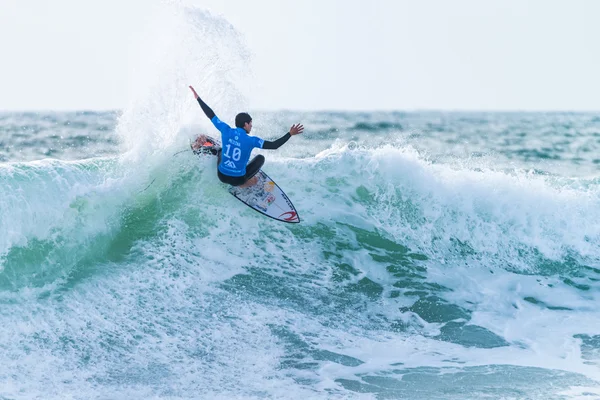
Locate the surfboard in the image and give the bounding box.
[193,136,300,223]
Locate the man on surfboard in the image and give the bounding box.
[189,85,304,188]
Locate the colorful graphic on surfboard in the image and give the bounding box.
[193,135,300,223]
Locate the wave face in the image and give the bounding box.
[2,5,600,400]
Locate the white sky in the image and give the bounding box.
[1,0,599,111]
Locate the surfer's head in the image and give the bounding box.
[235,112,252,132]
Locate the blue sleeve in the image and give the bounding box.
[253,136,265,149]
[211,116,231,134]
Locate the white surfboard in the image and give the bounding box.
[228,170,300,223]
[193,136,300,223]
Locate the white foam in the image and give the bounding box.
[294,143,600,269]
[116,4,254,162]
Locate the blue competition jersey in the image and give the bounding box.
[211,116,264,177]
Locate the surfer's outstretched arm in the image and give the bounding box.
[189,86,215,119]
[262,124,304,149]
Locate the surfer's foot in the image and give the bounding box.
[239,176,259,188]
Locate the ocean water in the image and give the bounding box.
[2,6,600,400]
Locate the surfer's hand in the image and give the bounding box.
[189,86,199,99]
[289,124,304,136]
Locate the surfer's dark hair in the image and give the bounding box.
[235,112,252,128]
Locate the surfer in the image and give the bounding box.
[189,85,304,188]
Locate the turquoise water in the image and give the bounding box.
[1,110,600,399]
[2,5,600,399]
